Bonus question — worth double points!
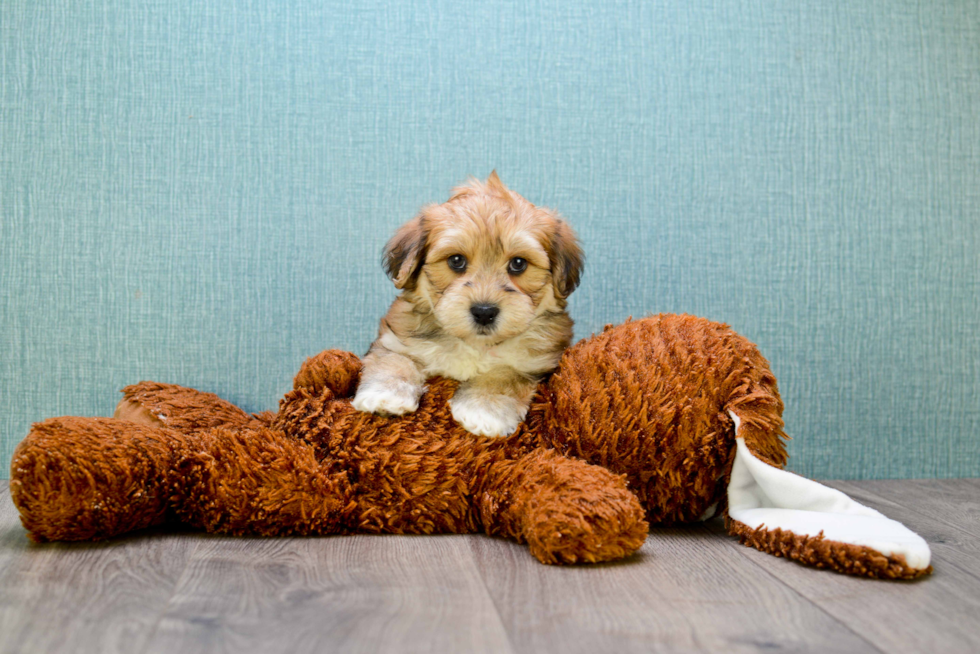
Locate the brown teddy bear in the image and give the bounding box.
[8,314,931,578]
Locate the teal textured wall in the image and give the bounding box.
[2,1,978,479]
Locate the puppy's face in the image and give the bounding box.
[383,173,583,344]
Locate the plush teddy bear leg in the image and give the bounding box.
[12,417,357,542]
[168,425,356,537]
[476,449,649,564]
[10,417,183,541]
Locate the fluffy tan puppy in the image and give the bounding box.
[352,172,584,437]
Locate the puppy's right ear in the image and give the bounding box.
[383,215,428,290]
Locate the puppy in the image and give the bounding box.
[352,172,584,437]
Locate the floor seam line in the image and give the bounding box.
[467,538,522,654]
[719,529,889,654]
[137,534,204,654]
[831,480,980,541]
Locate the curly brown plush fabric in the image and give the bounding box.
[20,313,906,573]
[727,519,932,579]
[536,316,787,526]
[12,417,180,541]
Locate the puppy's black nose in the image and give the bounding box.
[470,303,500,326]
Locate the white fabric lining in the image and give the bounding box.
[727,411,931,570]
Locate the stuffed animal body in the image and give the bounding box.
[9,314,931,578]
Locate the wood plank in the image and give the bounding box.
[0,482,25,573]
[838,478,980,540]
[708,479,980,654]
[829,480,980,580]
[0,482,197,654]
[470,525,878,654]
[4,478,977,653]
[144,533,514,654]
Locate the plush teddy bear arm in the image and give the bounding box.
[115,381,263,434]
[475,448,649,564]
[292,349,362,398]
[114,365,358,431]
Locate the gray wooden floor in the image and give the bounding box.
[1,479,978,654]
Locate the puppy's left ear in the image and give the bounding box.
[383,214,428,290]
[547,217,584,299]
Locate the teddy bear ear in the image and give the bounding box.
[383,214,428,290]
[726,410,932,579]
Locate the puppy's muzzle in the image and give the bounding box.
[470,303,500,327]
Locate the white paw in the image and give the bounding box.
[352,380,420,416]
[450,394,526,437]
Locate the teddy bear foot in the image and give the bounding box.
[480,450,649,564]
[10,417,180,541]
[523,488,650,564]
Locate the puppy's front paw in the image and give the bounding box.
[352,380,420,416]
[450,393,526,437]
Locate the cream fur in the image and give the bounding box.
[353,173,583,437]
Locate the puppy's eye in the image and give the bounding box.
[507,257,528,275]
[447,254,467,272]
